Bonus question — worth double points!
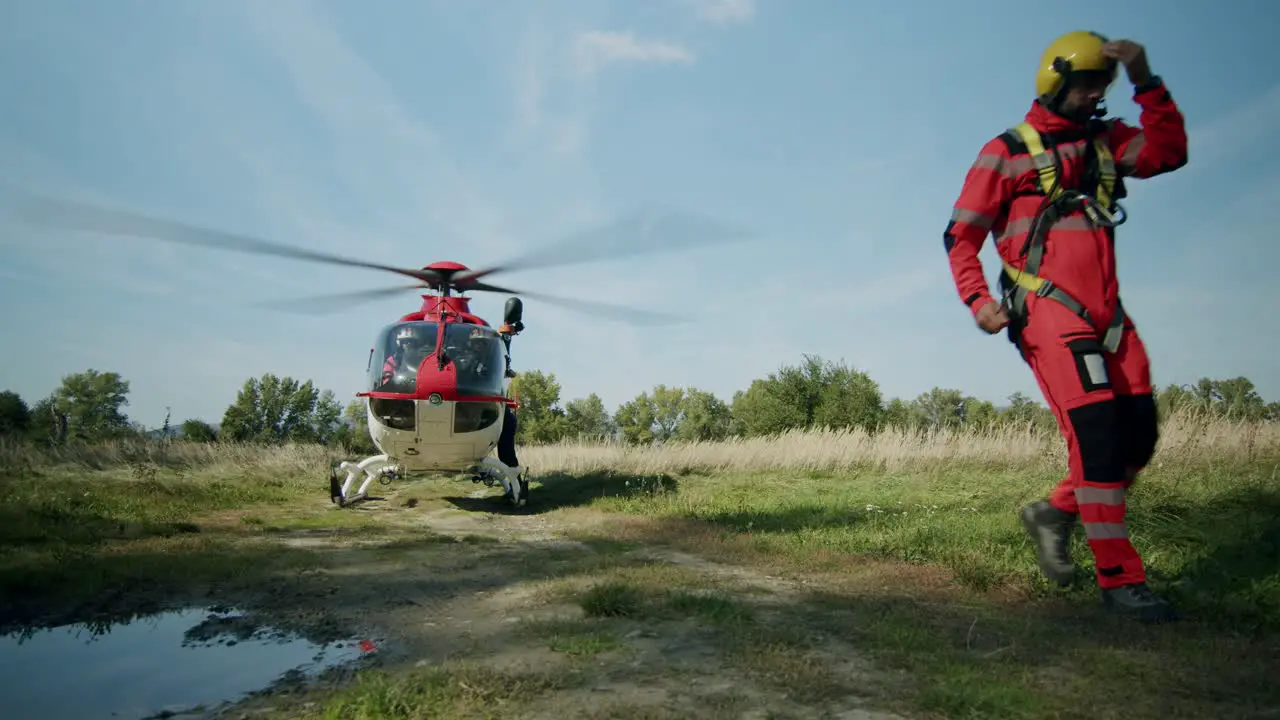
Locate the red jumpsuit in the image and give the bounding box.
[944,82,1187,590]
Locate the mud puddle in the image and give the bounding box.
[0,605,375,720]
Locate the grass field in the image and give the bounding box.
[2,407,1278,719]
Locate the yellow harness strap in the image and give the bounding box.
[1011,121,1118,223]
[1000,122,1126,353]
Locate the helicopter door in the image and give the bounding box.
[415,395,453,439]
[411,395,458,466]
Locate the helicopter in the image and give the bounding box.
[0,184,750,508]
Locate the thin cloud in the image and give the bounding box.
[573,30,696,75]
[508,18,593,166]
[1186,82,1280,168]
[690,0,756,24]
[231,0,517,255]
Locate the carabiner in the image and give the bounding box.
[1085,198,1126,229]
[1109,201,1127,227]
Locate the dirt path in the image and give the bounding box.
[204,485,916,719]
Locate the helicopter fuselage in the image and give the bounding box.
[364,395,506,472]
[331,272,527,506]
[360,292,516,471]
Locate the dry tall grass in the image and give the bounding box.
[524,408,1280,476]
[5,436,327,477]
[7,405,1277,478]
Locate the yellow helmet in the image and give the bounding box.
[1035,30,1117,102]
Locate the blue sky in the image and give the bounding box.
[1,0,1277,429]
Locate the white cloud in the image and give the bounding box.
[690,0,756,24]
[231,0,516,255]
[573,30,696,75]
[508,18,593,166]
[515,38,545,131]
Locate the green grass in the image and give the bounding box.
[4,432,1279,719]
[540,460,1280,719]
[272,662,586,720]
[515,617,625,657]
[0,458,336,632]
[575,461,1280,630]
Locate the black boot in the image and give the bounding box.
[1020,500,1077,586]
[1100,582,1178,623]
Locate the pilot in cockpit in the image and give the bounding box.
[380,325,433,389]
[453,332,496,380]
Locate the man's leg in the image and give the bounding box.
[497,407,519,468]
[1097,321,1175,619]
[1030,325,1157,518]
[497,407,527,504]
[1019,301,1175,620]
[1013,305,1087,586]
[1106,321,1160,487]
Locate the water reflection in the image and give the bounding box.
[0,605,369,719]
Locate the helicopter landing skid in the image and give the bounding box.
[330,454,398,507]
[470,457,528,508]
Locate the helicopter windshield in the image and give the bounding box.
[368,321,507,397]
[443,324,507,398]
[369,321,439,394]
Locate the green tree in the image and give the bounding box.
[1157,377,1269,421]
[563,393,616,441]
[810,362,885,432]
[615,391,658,445]
[731,355,884,437]
[181,419,218,442]
[331,399,377,454]
[344,399,370,438]
[25,395,61,444]
[614,385,731,445]
[220,373,334,443]
[674,388,732,442]
[963,396,999,429]
[999,391,1057,432]
[0,390,31,438]
[50,369,132,442]
[510,370,568,443]
[882,397,918,430]
[1212,376,1268,420]
[910,387,967,430]
[648,385,687,440]
[312,389,343,444]
[1155,383,1197,420]
[613,386,681,444]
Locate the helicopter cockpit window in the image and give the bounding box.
[444,324,507,398]
[369,321,438,394]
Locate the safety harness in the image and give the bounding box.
[999,122,1129,353]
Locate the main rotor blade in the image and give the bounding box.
[0,187,444,286]
[453,205,754,285]
[253,283,427,314]
[254,279,678,326]
[467,280,683,326]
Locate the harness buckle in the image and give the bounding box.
[1053,189,1089,213]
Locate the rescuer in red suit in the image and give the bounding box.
[943,31,1187,623]
[497,321,527,505]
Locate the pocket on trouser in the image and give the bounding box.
[1065,337,1111,394]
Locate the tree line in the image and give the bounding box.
[2,356,1276,451]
